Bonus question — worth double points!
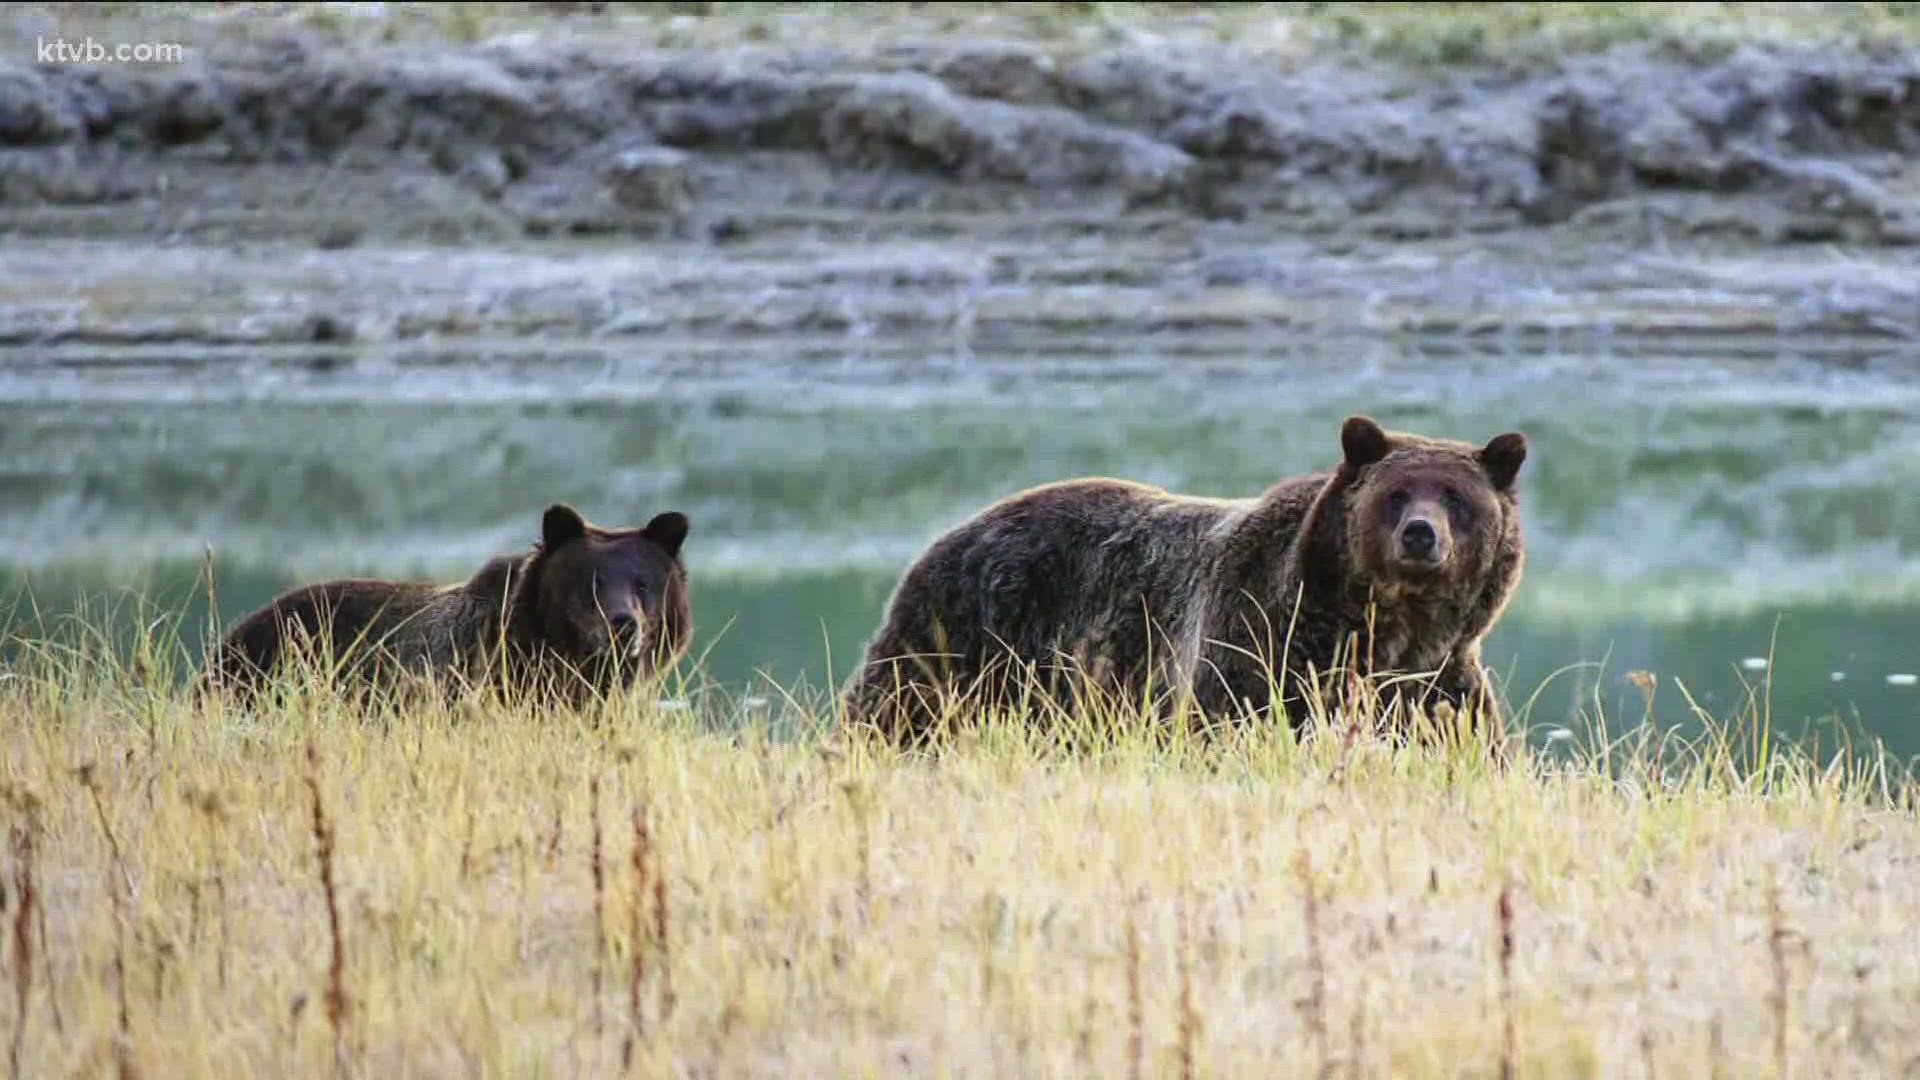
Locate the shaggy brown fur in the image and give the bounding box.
[840,416,1528,747]
[205,504,693,707]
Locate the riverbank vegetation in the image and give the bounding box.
[2,603,1914,1078]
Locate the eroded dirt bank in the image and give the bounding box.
[3,5,1920,353]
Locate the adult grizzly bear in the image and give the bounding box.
[840,416,1527,746]
[205,504,693,707]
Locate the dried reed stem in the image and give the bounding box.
[1498,878,1516,1080]
[653,830,673,1024]
[841,780,873,923]
[9,824,35,1080]
[32,895,58,1040]
[1348,986,1366,1080]
[288,993,308,1077]
[460,806,476,884]
[149,935,173,1006]
[1296,849,1330,1080]
[185,788,230,991]
[1076,971,1098,1072]
[1709,1012,1727,1080]
[1769,881,1790,1080]
[590,776,606,1039]
[304,742,349,1079]
[1125,895,1144,1080]
[1176,890,1197,1080]
[77,766,137,1080]
[201,546,222,696]
[213,863,230,992]
[621,801,654,1071]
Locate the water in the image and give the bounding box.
[4,339,1919,758]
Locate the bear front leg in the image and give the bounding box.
[841,656,957,749]
[1426,643,1512,755]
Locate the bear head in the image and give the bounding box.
[1333,415,1527,599]
[514,503,693,688]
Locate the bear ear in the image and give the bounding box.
[643,511,689,559]
[1341,415,1392,470]
[542,504,589,550]
[1478,432,1529,491]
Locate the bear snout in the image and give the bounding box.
[1397,518,1446,564]
[607,610,648,657]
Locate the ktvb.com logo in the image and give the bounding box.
[37,36,187,65]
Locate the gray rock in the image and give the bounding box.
[1,29,1918,237]
[818,71,1191,191]
[0,69,84,146]
[605,144,696,213]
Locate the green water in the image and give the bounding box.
[4,342,1918,757]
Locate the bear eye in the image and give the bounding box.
[1442,488,1472,518]
[1387,490,1410,514]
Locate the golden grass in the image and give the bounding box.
[1,606,1918,1079]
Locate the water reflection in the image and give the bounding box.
[2,343,1917,756]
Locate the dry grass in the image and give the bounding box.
[0,609,1918,1079]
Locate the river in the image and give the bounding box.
[4,331,1917,758]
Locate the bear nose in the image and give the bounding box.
[609,612,639,639]
[1400,519,1438,560]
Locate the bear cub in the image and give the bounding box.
[206,504,693,706]
[841,415,1528,746]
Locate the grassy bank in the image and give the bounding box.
[1,615,1916,1079]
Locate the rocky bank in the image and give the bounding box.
[2,5,1919,353]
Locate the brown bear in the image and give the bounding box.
[204,504,693,707]
[839,415,1527,746]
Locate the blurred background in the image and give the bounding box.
[3,2,1918,754]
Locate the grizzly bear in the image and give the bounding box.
[205,504,693,707]
[840,416,1527,746]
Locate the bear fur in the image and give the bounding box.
[840,416,1527,746]
[205,504,693,707]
